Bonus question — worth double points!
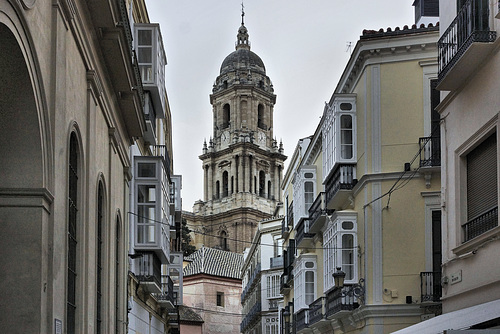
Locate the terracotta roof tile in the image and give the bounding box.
[183,246,243,279]
[361,22,439,39]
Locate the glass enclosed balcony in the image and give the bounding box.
[134,23,167,118]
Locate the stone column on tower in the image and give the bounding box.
[231,155,237,194]
[204,165,208,201]
[207,163,213,200]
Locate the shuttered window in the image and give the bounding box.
[464,133,498,241]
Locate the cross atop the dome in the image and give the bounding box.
[241,2,245,25]
[236,2,250,50]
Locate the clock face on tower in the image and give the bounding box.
[221,130,230,144]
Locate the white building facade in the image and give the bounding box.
[241,217,284,334]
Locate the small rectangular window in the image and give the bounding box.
[138,162,156,178]
[216,292,224,307]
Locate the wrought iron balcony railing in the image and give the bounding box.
[296,218,314,247]
[117,0,144,107]
[270,256,284,269]
[438,0,496,82]
[325,286,358,318]
[151,145,171,179]
[287,201,294,227]
[308,192,332,233]
[420,271,442,303]
[325,164,356,206]
[241,263,261,303]
[280,271,292,293]
[268,299,279,310]
[136,252,162,293]
[281,216,290,238]
[296,308,309,331]
[419,136,441,167]
[154,275,176,309]
[308,297,326,326]
[240,301,262,332]
[463,206,498,242]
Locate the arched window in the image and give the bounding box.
[220,231,228,251]
[222,104,230,128]
[259,171,266,197]
[222,171,229,197]
[215,180,220,199]
[268,180,272,199]
[258,104,265,129]
[67,133,79,334]
[97,181,105,334]
[231,176,234,194]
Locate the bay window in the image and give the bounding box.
[294,255,317,311]
[293,167,316,227]
[133,157,170,263]
[322,95,357,183]
[323,212,358,292]
[137,184,157,243]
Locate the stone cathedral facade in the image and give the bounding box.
[185,16,287,254]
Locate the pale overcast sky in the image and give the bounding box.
[145,0,416,211]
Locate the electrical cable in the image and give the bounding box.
[185,306,243,316]
[364,122,441,209]
[128,211,357,251]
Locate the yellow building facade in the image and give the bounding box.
[280,23,442,334]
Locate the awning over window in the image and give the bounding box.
[392,299,500,334]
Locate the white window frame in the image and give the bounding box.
[293,254,317,311]
[133,157,170,259]
[292,166,317,228]
[323,211,358,293]
[266,273,281,299]
[136,183,159,244]
[322,95,357,183]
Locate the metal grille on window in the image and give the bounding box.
[97,183,104,334]
[67,134,78,334]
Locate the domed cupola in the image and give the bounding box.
[213,9,273,93]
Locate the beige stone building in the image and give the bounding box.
[182,246,243,334]
[184,13,286,254]
[0,0,179,333]
[280,3,443,333]
[395,0,500,331]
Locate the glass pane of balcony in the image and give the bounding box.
[137,29,152,46]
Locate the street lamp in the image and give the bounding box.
[332,267,365,304]
[283,305,291,334]
[283,306,290,321]
[333,267,346,288]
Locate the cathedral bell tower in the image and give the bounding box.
[188,11,287,253]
